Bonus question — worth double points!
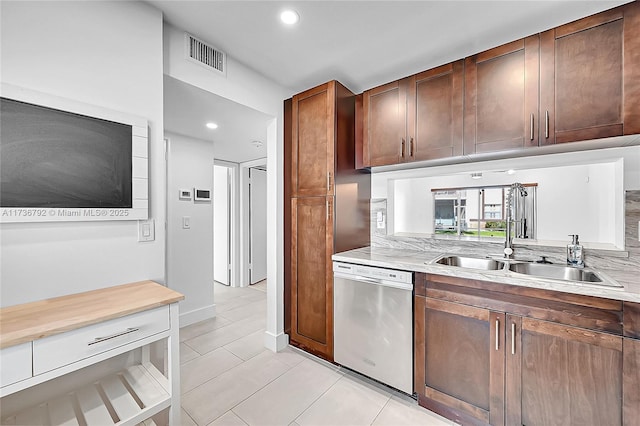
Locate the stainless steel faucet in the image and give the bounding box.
[504,183,528,259]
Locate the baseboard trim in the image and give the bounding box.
[179,304,216,328]
[264,330,289,352]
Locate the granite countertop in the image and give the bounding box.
[332,246,640,303]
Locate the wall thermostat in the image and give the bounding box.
[194,188,212,201]
[179,189,192,200]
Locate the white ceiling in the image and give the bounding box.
[155,0,630,162]
[163,75,271,163]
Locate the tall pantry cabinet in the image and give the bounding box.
[285,81,370,361]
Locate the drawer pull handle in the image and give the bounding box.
[511,323,516,355]
[495,319,499,351]
[89,327,140,346]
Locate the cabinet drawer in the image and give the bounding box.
[33,306,169,375]
[0,342,32,388]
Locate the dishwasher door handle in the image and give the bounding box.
[334,273,413,291]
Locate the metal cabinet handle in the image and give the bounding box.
[495,319,499,350]
[511,323,516,355]
[410,137,414,157]
[326,199,332,221]
[545,110,549,139]
[530,114,534,141]
[401,139,405,158]
[327,172,332,191]
[89,327,140,346]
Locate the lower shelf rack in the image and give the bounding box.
[2,363,169,426]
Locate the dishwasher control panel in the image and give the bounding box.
[333,262,413,284]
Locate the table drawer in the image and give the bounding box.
[33,306,169,375]
[0,342,32,388]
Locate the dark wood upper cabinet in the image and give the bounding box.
[408,60,465,161]
[359,2,640,167]
[292,82,336,197]
[464,36,540,155]
[362,61,464,166]
[540,3,640,144]
[362,79,409,167]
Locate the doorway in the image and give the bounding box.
[249,166,267,286]
[213,163,233,286]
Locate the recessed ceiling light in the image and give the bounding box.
[471,172,483,179]
[507,169,516,175]
[206,122,218,129]
[280,9,299,25]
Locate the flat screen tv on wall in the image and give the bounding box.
[0,85,148,223]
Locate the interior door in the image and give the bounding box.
[249,167,267,284]
[213,165,230,285]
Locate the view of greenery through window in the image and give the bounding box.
[433,185,536,240]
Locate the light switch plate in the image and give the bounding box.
[182,216,191,229]
[138,219,155,242]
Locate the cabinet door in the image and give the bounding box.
[506,316,623,426]
[407,61,464,161]
[290,196,334,360]
[416,297,505,425]
[362,79,408,167]
[292,82,335,197]
[464,36,539,154]
[623,338,640,426]
[540,4,640,144]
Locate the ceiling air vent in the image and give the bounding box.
[185,33,226,76]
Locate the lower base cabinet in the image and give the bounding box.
[623,337,640,424]
[415,296,504,425]
[415,273,630,426]
[506,316,622,426]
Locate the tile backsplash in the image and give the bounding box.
[370,191,640,277]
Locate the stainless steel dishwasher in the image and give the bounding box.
[333,261,414,395]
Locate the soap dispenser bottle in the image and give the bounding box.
[567,234,584,267]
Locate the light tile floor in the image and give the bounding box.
[180,282,455,426]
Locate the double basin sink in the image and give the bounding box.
[432,255,622,288]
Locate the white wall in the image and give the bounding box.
[163,23,290,350]
[166,133,215,325]
[0,1,165,307]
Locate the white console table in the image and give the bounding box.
[0,281,184,426]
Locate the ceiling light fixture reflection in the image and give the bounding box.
[471,172,483,179]
[280,9,299,25]
[507,169,516,175]
[206,122,218,129]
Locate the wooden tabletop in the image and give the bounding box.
[0,281,184,349]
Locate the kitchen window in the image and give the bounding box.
[432,184,536,240]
